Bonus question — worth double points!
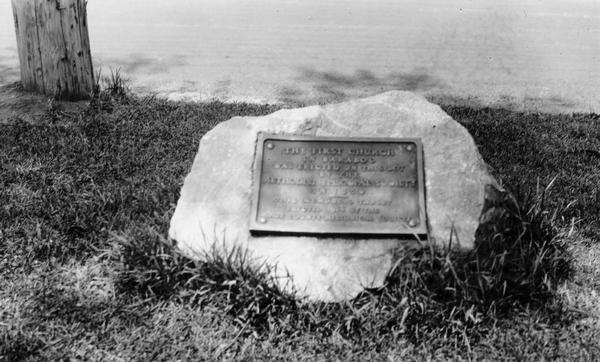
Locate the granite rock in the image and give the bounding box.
[169,91,498,301]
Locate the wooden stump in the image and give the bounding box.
[12,0,94,100]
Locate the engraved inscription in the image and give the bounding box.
[251,135,427,235]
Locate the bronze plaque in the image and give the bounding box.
[250,134,427,236]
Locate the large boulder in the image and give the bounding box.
[169,91,498,301]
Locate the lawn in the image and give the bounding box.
[1,85,599,361]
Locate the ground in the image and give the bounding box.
[0,83,599,361]
[0,83,88,125]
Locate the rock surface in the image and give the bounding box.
[169,91,498,301]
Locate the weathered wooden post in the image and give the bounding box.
[12,0,94,100]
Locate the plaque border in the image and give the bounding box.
[250,133,427,236]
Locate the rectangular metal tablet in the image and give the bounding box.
[250,134,427,235]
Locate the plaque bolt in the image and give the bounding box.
[408,218,419,227]
[406,144,414,152]
[266,143,274,150]
[259,217,267,224]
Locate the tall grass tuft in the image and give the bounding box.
[365,183,573,343]
[112,227,300,332]
[101,68,129,98]
[88,68,130,112]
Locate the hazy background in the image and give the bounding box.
[1,0,599,112]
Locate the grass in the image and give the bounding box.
[445,106,600,239]
[1,85,599,360]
